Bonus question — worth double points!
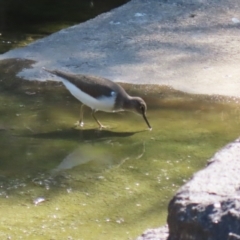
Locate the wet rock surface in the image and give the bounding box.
[0,0,240,97]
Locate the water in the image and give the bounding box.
[1,1,240,238]
[0,59,240,239]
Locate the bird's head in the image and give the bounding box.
[129,97,152,130]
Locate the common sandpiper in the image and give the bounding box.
[44,69,152,130]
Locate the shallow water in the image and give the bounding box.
[0,59,240,239]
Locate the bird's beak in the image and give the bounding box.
[142,113,152,130]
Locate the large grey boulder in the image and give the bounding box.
[136,138,240,240]
[167,138,240,240]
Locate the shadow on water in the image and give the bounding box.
[20,128,139,141]
[0,59,240,239]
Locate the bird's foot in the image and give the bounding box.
[98,124,107,130]
[74,121,84,128]
[97,123,112,130]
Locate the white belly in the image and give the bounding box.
[61,78,116,112]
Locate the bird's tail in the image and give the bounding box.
[42,67,56,75]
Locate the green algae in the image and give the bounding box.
[0,59,240,239]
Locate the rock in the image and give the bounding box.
[1,0,240,98]
[232,18,240,24]
[135,226,168,240]
[167,138,240,240]
[136,138,240,240]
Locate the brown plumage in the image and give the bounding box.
[44,68,151,130]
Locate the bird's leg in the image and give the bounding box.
[91,109,106,129]
[79,104,85,127]
[75,104,85,127]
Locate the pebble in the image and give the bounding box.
[33,197,46,205]
[232,18,240,24]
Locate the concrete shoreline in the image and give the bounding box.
[0,0,240,97]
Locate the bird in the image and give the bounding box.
[44,68,152,130]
